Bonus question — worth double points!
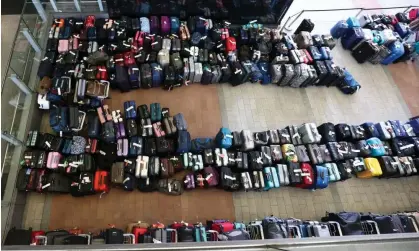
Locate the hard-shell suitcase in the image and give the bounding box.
[307,144,324,164]
[263,167,274,191]
[248,151,263,170]
[288,162,302,185]
[318,123,336,143]
[381,41,405,65]
[352,40,380,63]
[294,19,314,34]
[278,64,295,86]
[236,152,249,170]
[313,165,329,189]
[278,128,292,144]
[241,172,253,191]
[135,156,149,178]
[357,157,382,178]
[375,121,395,140]
[214,148,228,167]
[261,146,272,166]
[270,145,283,163]
[271,64,283,84]
[288,125,303,145]
[298,123,322,144]
[295,31,313,49]
[325,163,341,182]
[111,162,124,185]
[282,144,298,163]
[240,130,254,151]
[276,164,290,186]
[289,63,310,88]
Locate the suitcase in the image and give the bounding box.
[148,157,160,177]
[214,148,228,167]
[236,152,249,170]
[298,123,322,144]
[278,128,291,144]
[287,125,303,145]
[288,162,302,185]
[357,157,382,178]
[253,131,269,147]
[325,163,341,182]
[241,172,253,191]
[282,144,298,163]
[240,130,254,151]
[263,167,274,191]
[317,123,336,143]
[289,63,310,88]
[331,20,349,38]
[378,156,401,178]
[307,144,324,165]
[391,138,416,157]
[295,163,314,189]
[399,157,416,176]
[270,64,283,84]
[276,164,290,186]
[341,27,365,50]
[295,31,313,49]
[135,156,149,178]
[294,19,314,34]
[230,61,246,86]
[375,121,395,140]
[261,146,272,166]
[111,162,124,185]
[381,41,405,65]
[352,40,380,63]
[295,145,310,162]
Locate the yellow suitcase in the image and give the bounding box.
[281,144,298,163]
[357,157,382,178]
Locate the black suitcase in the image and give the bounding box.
[4,227,32,245]
[288,162,302,185]
[248,151,263,170]
[232,131,243,149]
[278,128,292,144]
[336,161,353,180]
[335,123,352,141]
[203,149,214,166]
[327,142,344,161]
[230,61,246,86]
[351,40,380,63]
[201,63,213,85]
[47,173,70,193]
[317,123,336,143]
[16,168,31,191]
[294,19,314,34]
[144,138,157,156]
[126,119,138,137]
[236,152,248,170]
[261,146,272,166]
[378,156,399,178]
[105,228,124,244]
[313,60,328,86]
[323,60,338,87]
[220,62,231,83]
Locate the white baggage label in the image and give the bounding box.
[124,159,132,164]
[144,125,152,128]
[100,150,106,155]
[69,163,78,167]
[217,44,223,48]
[205,173,213,180]
[224,174,236,180]
[127,106,134,111]
[201,36,207,40]
[123,177,130,183]
[133,143,141,148]
[42,183,51,189]
[57,88,61,95]
[292,133,300,138]
[353,161,363,166]
[151,41,158,45]
[406,127,413,132]
[352,149,360,152]
[400,144,414,150]
[45,141,51,147]
[249,20,257,24]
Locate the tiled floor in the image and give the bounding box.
[218,43,419,222]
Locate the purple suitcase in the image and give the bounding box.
[119,121,126,138]
[341,27,365,50]
[161,16,171,36]
[184,173,195,189]
[150,16,160,35]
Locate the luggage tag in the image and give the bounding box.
[42,183,51,190]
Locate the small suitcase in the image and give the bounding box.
[341,27,365,50]
[330,20,349,39]
[294,19,315,34]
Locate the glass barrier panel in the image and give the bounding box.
[1,142,16,201]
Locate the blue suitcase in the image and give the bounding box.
[361,122,380,138]
[177,130,192,153]
[124,101,137,119]
[170,17,180,35]
[381,41,405,65]
[409,118,419,134]
[330,20,349,38]
[308,46,322,60]
[366,137,385,157]
[234,222,246,229]
[271,167,280,188]
[194,226,207,242]
[129,136,143,156]
[346,17,360,28]
[257,62,271,85]
[249,62,263,83]
[151,63,163,87]
[140,17,150,33]
[389,120,407,138]
[338,69,360,95]
[314,165,329,189]
[319,47,332,60]
[195,18,206,35]
[50,105,70,133]
[174,113,188,131]
[263,167,274,191]
[215,127,233,149]
[394,22,410,38]
[341,27,364,50]
[150,103,162,122]
[128,65,140,89]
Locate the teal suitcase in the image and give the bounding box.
[270,167,280,188]
[150,103,162,122]
[263,167,274,191]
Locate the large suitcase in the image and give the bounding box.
[341,27,365,50]
[289,63,310,88]
[351,40,380,63]
[381,41,405,65]
[331,20,349,39]
[317,123,336,143]
[357,157,382,178]
[294,19,314,34]
[278,64,295,86]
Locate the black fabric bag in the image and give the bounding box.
[322,212,362,235]
[4,227,32,245]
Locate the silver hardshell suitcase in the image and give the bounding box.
[295,31,313,49]
[278,64,295,86]
[290,64,310,88]
[270,64,283,84]
[194,62,203,83]
[188,57,195,83]
[183,58,190,85]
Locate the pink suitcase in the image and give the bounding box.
[46,152,63,169]
[153,122,166,137]
[117,138,128,157]
[58,39,69,53]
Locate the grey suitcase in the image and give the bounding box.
[290,64,310,88]
[369,45,391,64]
[313,224,330,237]
[287,126,303,145]
[241,130,255,151]
[183,58,190,85]
[140,118,153,137]
[319,144,332,163]
[188,57,195,83]
[271,64,283,84]
[211,65,222,83]
[289,50,300,64]
[295,145,310,162]
[307,144,324,164]
[278,64,295,86]
[302,65,318,87]
[194,62,203,83]
[295,31,313,49]
[268,130,280,144]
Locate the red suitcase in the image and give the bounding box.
[94,170,110,194]
[296,163,314,189]
[132,227,148,244]
[211,222,234,233]
[31,230,46,245]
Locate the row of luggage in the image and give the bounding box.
[330,12,419,65]
[6,211,419,245]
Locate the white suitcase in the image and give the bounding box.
[241,172,253,191]
[135,156,149,178]
[162,38,171,51]
[298,123,322,144]
[313,224,330,237]
[276,164,290,186]
[157,49,170,67]
[358,14,373,28]
[188,57,195,84]
[183,152,193,169]
[214,148,228,167]
[192,154,204,171]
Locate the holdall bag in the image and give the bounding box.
[215,127,233,149]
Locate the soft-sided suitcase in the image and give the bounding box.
[318,123,336,143]
[375,121,395,140]
[331,20,349,39]
[341,27,365,50]
[352,40,380,63]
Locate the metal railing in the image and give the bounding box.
[282,5,419,34]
